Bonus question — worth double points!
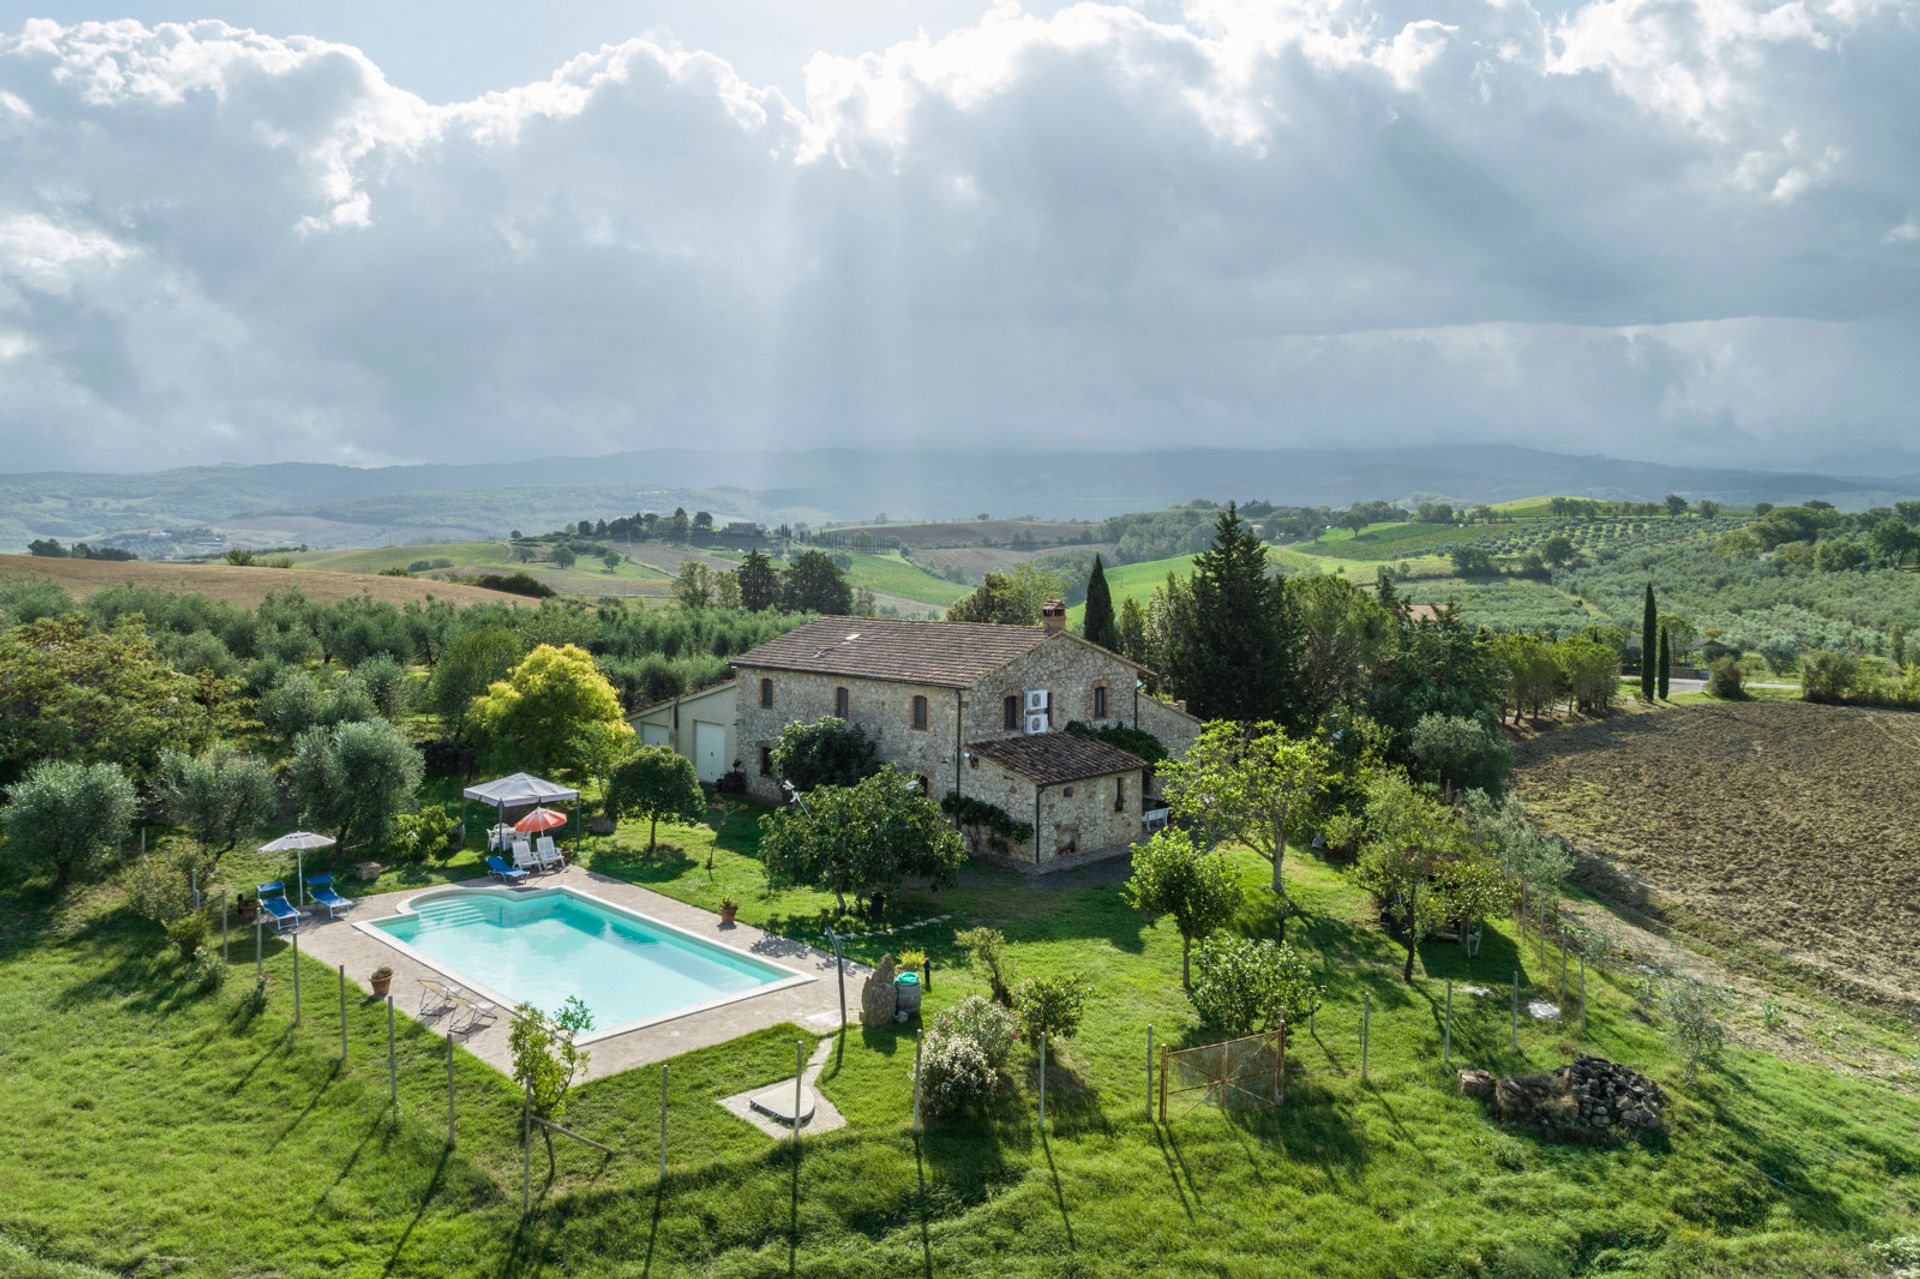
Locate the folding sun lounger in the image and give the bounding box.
[419,978,458,1017]
[305,874,355,919]
[256,882,304,933]
[486,855,528,884]
[449,992,500,1034]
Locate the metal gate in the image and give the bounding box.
[1159,1026,1286,1120]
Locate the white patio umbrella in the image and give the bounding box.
[258,831,336,906]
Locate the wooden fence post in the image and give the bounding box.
[1158,1044,1168,1124]
[522,1078,532,1218]
[338,965,348,1062]
[1443,980,1453,1066]
[255,920,262,980]
[386,996,396,1104]
[793,1040,803,1150]
[1559,933,1569,1006]
[447,1030,456,1149]
[292,931,301,1025]
[659,1063,669,1181]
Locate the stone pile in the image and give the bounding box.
[1458,1055,1666,1142]
[1556,1055,1666,1134]
[860,954,898,1026]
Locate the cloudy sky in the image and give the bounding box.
[2,0,1916,475]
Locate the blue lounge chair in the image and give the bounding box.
[256,881,304,933]
[305,874,354,919]
[486,855,528,884]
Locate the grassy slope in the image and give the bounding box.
[289,540,672,600]
[288,542,515,573]
[3,805,1916,1279]
[837,551,971,608]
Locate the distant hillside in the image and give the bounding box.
[0,555,526,610]
[4,444,1913,554]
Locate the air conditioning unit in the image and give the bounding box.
[1024,713,1049,735]
[1024,689,1049,713]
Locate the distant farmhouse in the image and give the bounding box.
[632,605,1200,869]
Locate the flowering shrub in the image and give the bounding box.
[918,994,1019,1117]
[919,1033,999,1118]
[932,995,1018,1063]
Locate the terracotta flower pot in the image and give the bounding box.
[371,973,393,998]
[719,906,738,927]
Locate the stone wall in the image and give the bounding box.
[1135,692,1202,756]
[961,752,1145,865]
[733,665,968,803]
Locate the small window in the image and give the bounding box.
[911,694,929,730]
[1003,694,1019,730]
[914,774,929,794]
[759,677,774,709]
[1093,684,1109,718]
[834,686,849,717]
[1114,778,1126,812]
[758,746,773,776]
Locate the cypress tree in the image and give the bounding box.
[1657,627,1672,699]
[1081,554,1120,651]
[1164,502,1302,724]
[1641,583,1658,701]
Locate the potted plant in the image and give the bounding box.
[370,965,394,998]
[717,896,739,927]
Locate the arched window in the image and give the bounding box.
[911,695,929,730]
[759,677,774,708]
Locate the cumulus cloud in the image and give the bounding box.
[0,1,1917,475]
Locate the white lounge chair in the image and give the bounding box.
[418,978,458,1018]
[449,991,499,1034]
[534,835,564,871]
[511,839,544,875]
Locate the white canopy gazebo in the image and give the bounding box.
[462,773,581,853]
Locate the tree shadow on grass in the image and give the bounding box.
[383,1145,451,1277]
[585,843,694,886]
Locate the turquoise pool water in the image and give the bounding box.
[375,889,794,1031]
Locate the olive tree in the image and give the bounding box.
[287,718,424,853]
[1355,772,1512,981]
[156,747,277,865]
[2,759,137,889]
[1188,933,1323,1033]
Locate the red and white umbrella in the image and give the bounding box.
[512,807,569,834]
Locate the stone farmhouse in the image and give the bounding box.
[631,606,1201,868]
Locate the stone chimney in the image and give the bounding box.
[1041,600,1067,633]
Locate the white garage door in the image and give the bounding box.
[692,720,727,783]
[641,723,669,748]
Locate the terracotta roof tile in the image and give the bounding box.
[731,616,1051,688]
[966,733,1146,785]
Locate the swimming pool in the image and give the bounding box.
[365,887,809,1041]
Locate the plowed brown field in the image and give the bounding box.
[0,554,523,609]
[1513,700,1920,1017]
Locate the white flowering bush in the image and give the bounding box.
[917,994,1019,1118]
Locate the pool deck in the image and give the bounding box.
[287,864,865,1081]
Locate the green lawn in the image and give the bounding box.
[289,541,514,573]
[3,801,1916,1278]
[838,551,971,608]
